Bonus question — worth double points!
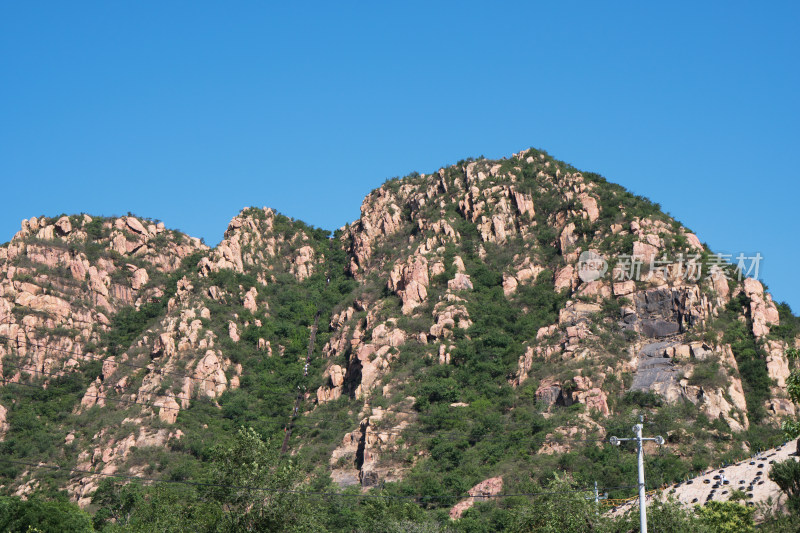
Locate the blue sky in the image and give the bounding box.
[1,2,798,309]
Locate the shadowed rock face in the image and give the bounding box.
[623,287,705,338]
[639,319,680,338]
[631,340,680,392]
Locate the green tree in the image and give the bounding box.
[0,495,94,532]
[506,475,602,533]
[781,348,800,438]
[770,459,800,513]
[694,501,755,533]
[606,499,709,533]
[205,427,324,532]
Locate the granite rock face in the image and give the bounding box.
[0,148,794,513]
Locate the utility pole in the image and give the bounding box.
[593,481,608,513]
[609,416,664,533]
[586,481,607,514]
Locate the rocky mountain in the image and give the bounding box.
[1,148,799,528]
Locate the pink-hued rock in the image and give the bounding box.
[193,351,228,398]
[430,261,445,277]
[743,277,763,297]
[131,267,149,290]
[228,321,240,342]
[101,358,117,381]
[575,388,611,417]
[632,241,659,264]
[537,415,605,455]
[559,222,577,254]
[54,216,72,235]
[509,346,535,387]
[152,332,176,358]
[371,323,407,348]
[353,344,383,398]
[0,404,8,440]
[316,386,342,404]
[292,245,315,281]
[766,340,791,388]
[429,296,471,339]
[554,264,575,292]
[157,396,181,424]
[576,281,611,300]
[125,217,147,235]
[69,257,89,280]
[388,255,430,314]
[511,190,535,217]
[447,273,473,291]
[15,292,71,319]
[516,261,544,283]
[578,192,600,222]
[502,274,518,296]
[535,379,562,406]
[613,280,636,296]
[743,278,780,338]
[685,233,703,251]
[710,268,730,302]
[438,344,451,365]
[81,380,103,409]
[767,398,796,417]
[450,477,503,519]
[243,286,258,312]
[347,187,405,272]
[537,324,558,339]
[329,364,345,388]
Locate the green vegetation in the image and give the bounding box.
[0,427,755,532]
[711,293,773,423]
[0,361,101,478]
[103,251,205,355]
[773,301,800,343]
[2,149,800,530]
[0,495,93,532]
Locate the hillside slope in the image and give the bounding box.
[1,148,799,527]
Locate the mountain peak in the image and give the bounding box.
[0,148,798,526]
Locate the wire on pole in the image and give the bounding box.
[609,416,664,533]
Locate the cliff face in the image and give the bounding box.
[0,149,797,509]
[0,214,204,396]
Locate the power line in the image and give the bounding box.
[0,457,637,503]
[291,414,608,444]
[293,421,607,445]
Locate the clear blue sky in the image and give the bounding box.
[1,2,798,309]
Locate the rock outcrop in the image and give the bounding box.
[0,147,795,515]
[449,477,504,519]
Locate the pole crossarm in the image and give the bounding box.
[609,417,664,533]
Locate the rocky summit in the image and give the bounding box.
[1,148,799,531]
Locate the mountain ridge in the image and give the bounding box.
[0,147,798,529]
